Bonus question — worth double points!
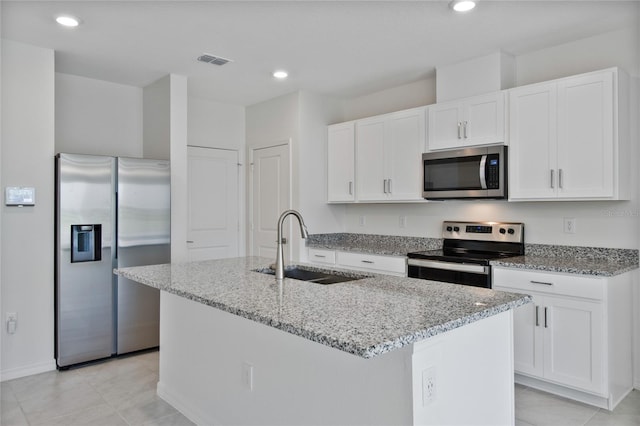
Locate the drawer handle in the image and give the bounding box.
[530,280,553,286]
[314,254,326,258]
[361,260,375,264]
[535,305,539,327]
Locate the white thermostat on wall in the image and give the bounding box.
[5,187,36,207]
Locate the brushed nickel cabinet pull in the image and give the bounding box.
[559,169,563,189]
[535,305,539,327]
[530,280,553,286]
[544,307,549,328]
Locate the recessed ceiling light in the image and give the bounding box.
[55,15,80,27]
[450,0,476,12]
[273,70,288,80]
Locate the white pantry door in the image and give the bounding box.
[250,143,291,260]
[187,147,239,261]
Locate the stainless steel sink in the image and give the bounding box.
[255,266,368,285]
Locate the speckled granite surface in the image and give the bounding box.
[115,256,530,359]
[491,244,639,276]
[306,233,442,256]
[307,233,639,277]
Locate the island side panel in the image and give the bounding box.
[157,291,414,426]
[411,310,515,425]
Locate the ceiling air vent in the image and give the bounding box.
[197,54,232,66]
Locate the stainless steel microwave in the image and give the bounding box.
[422,145,507,200]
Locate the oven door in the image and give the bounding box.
[407,258,491,288]
[422,146,506,199]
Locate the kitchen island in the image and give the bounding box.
[116,257,530,425]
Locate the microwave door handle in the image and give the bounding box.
[479,155,487,189]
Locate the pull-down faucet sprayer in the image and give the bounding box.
[275,210,309,281]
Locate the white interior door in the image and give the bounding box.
[187,147,239,261]
[251,143,291,260]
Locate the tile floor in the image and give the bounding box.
[1,350,638,425]
[0,351,193,426]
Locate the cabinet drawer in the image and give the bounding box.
[308,248,336,265]
[493,267,604,300]
[336,251,406,275]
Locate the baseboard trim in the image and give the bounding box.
[515,373,632,411]
[0,359,56,382]
[157,380,220,426]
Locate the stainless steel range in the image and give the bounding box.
[407,221,524,288]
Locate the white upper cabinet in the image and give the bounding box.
[356,116,387,201]
[509,82,558,199]
[509,68,628,201]
[428,91,506,151]
[356,107,425,202]
[327,122,356,202]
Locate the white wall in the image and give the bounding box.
[55,73,143,157]
[1,40,56,380]
[341,78,436,122]
[143,76,171,161]
[340,27,640,250]
[169,75,189,263]
[188,96,245,150]
[298,91,347,252]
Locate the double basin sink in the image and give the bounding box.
[256,265,369,285]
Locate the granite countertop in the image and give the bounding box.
[308,234,639,277]
[306,233,442,256]
[490,255,638,277]
[115,256,530,359]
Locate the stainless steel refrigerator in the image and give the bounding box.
[55,153,170,368]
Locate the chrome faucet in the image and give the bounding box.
[275,209,309,281]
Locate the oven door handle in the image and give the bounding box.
[407,259,489,275]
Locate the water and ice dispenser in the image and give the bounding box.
[70,224,102,263]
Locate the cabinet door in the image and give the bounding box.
[463,92,505,147]
[386,108,425,201]
[356,118,386,201]
[512,294,545,378]
[428,101,463,151]
[508,83,558,200]
[327,122,355,202]
[557,71,614,198]
[543,296,604,394]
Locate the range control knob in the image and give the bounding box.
[508,228,515,235]
[499,228,506,234]
[453,226,460,232]
[446,226,453,232]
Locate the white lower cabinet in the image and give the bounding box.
[493,267,633,409]
[307,248,406,276]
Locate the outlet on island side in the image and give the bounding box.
[242,362,254,391]
[422,366,437,406]
[6,312,17,334]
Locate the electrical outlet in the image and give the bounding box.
[359,216,366,227]
[422,366,436,406]
[399,216,407,228]
[6,312,17,334]
[564,217,576,234]
[242,362,254,391]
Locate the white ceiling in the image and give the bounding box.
[2,1,638,106]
